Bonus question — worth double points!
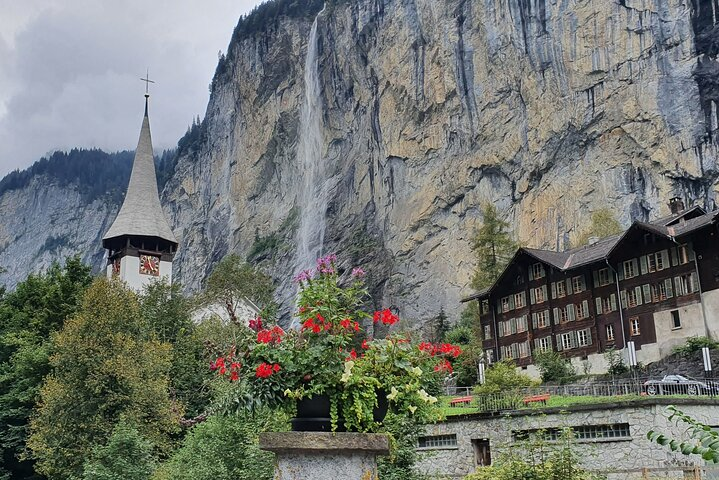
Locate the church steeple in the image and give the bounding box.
[103,89,177,289]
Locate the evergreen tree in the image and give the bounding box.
[27,279,180,480]
[471,204,518,290]
[572,208,622,247]
[0,257,92,480]
[82,420,155,480]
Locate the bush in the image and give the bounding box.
[672,336,719,358]
[603,347,629,376]
[534,350,576,383]
[474,361,536,395]
[83,420,155,480]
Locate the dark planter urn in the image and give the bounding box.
[290,391,389,432]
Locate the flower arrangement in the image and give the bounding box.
[212,255,461,432]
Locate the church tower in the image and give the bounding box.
[102,93,178,290]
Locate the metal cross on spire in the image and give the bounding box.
[140,68,155,96]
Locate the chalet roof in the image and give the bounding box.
[461,206,718,302]
[103,98,177,246]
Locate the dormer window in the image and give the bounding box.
[531,263,545,280]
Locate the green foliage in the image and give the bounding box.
[443,304,483,387]
[671,336,719,358]
[140,281,211,418]
[465,429,604,480]
[471,203,518,290]
[201,254,277,323]
[534,350,576,384]
[82,420,155,480]
[473,361,535,395]
[572,209,623,248]
[0,257,92,479]
[603,348,629,376]
[247,233,281,262]
[152,411,284,480]
[27,279,180,480]
[648,405,719,463]
[377,413,425,480]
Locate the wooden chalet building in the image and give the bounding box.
[463,199,719,374]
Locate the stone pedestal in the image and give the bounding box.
[259,431,390,480]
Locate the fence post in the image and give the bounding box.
[641,467,649,479]
[694,465,701,480]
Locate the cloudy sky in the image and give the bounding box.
[0,0,263,177]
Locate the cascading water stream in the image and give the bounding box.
[294,6,327,277]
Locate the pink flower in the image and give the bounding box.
[293,270,313,283]
[351,267,365,278]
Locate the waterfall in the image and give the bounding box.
[294,7,326,276]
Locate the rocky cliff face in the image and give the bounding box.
[3,0,719,325]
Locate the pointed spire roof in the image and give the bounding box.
[103,97,177,246]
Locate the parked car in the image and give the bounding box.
[643,375,719,396]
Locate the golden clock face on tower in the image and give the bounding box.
[139,254,160,276]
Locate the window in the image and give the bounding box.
[485,349,494,364]
[532,263,545,279]
[536,310,550,328]
[514,292,526,309]
[481,300,489,315]
[577,329,590,347]
[502,345,512,360]
[513,424,630,443]
[597,268,611,286]
[534,286,546,304]
[558,307,568,323]
[535,336,552,353]
[514,274,525,286]
[501,297,511,313]
[652,282,668,302]
[671,310,681,329]
[676,273,699,296]
[518,341,530,358]
[630,317,640,336]
[623,259,637,279]
[560,333,573,350]
[418,434,457,449]
[577,300,589,320]
[556,281,566,298]
[627,288,640,308]
[677,244,690,264]
[484,324,492,340]
[572,275,585,293]
[601,295,616,313]
[516,315,528,333]
[606,324,615,341]
[646,251,668,273]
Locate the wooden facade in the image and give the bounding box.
[468,206,719,368]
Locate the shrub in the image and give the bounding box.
[672,336,719,358]
[603,347,629,376]
[473,361,536,395]
[534,350,576,383]
[82,420,155,480]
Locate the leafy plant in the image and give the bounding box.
[473,361,536,395]
[647,405,719,463]
[82,420,156,480]
[672,336,719,358]
[534,350,576,383]
[471,203,518,290]
[603,347,629,376]
[572,208,622,248]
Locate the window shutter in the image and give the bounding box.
[511,343,518,358]
[540,265,545,278]
[496,299,502,314]
[640,255,648,275]
[617,264,624,280]
[620,290,628,308]
[568,304,576,321]
[688,242,695,261]
[642,284,651,303]
[596,297,603,314]
[691,272,699,292]
[556,335,563,351]
[586,328,593,345]
[522,291,527,306]
[566,278,573,295]
[530,288,536,304]
[542,285,547,301]
[632,258,639,275]
[528,267,534,281]
[534,338,540,350]
[593,270,600,288]
[582,300,589,317]
[671,247,678,266]
[570,331,578,349]
[665,278,674,298]
[511,318,517,334]
[580,275,586,291]
[551,282,557,299]
[661,250,670,269]
[635,286,643,306]
[498,322,504,337]
[509,295,515,310]
[674,276,683,296]
[553,308,560,325]
[610,293,617,311]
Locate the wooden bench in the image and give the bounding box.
[522,394,550,406]
[448,395,473,407]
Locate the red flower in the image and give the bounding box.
[434,359,453,373]
[419,342,436,355]
[346,349,358,361]
[248,316,263,331]
[230,371,239,381]
[373,308,398,326]
[353,321,360,332]
[273,364,281,372]
[373,311,381,323]
[340,318,351,329]
[361,339,369,349]
[255,362,274,378]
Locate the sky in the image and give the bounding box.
[0,0,264,177]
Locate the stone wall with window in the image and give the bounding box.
[415,401,719,479]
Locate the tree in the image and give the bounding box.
[140,281,211,418]
[534,350,576,383]
[82,420,155,480]
[572,209,622,248]
[443,305,484,386]
[0,257,92,479]
[200,254,277,324]
[471,204,518,290]
[473,361,535,395]
[27,279,180,479]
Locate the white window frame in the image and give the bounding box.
[560,333,573,350]
[577,329,589,347]
[572,276,585,293]
[532,263,545,279]
[538,336,551,353]
[556,281,566,298]
[484,324,492,340]
[630,317,640,336]
[577,301,589,320]
[606,324,615,341]
[501,296,511,313]
[514,292,525,309]
[627,288,639,308]
[623,259,637,279]
[597,268,611,286]
[537,310,549,328]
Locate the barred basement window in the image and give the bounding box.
[512,423,631,443]
[418,434,457,449]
